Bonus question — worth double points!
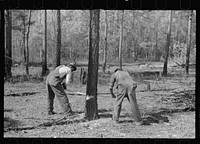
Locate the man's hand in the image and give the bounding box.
[62,83,67,89]
[111,94,116,98]
[110,88,116,98]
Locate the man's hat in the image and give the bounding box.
[114,68,120,73]
[68,63,77,71]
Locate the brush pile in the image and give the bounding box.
[161,89,195,111]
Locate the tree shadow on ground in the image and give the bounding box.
[139,88,176,92]
[98,109,128,119]
[165,72,196,78]
[56,109,120,126]
[53,118,88,126]
[141,107,195,125]
[4,117,22,129]
[98,109,113,119]
[4,108,13,112]
[119,119,135,123]
[117,112,169,125]
[98,109,112,113]
[115,106,195,125]
[4,92,39,97]
[142,114,169,125]
[5,74,45,83]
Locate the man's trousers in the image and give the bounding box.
[46,82,72,114]
[113,84,142,122]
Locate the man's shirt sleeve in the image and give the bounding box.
[65,69,72,85]
[109,73,116,89]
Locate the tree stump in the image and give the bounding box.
[147,82,151,91]
[143,80,151,91]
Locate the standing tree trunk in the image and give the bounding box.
[85,10,100,120]
[162,10,173,76]
[69,47,72,59]
[185,10,193,75]
[51,10,56,65]
[176,28,179,43]
[154,10,158,60]
[102,10,108,73]
[55,10,61,68]
[25,10,32,75]
[5,10,12,79]
[39,11,43,62]
[119,10,124,70]
[23,10,26,64]
[41,10,48,76]
[155,30,158,60]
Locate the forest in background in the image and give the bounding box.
[4,10,196,135]
[8,10,196,65]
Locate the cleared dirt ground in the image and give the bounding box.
[4,63,195,138]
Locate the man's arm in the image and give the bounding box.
[65,71,72,85]
[109,88,116,98]
[109,74,116,98]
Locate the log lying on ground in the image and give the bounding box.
[173,62,196,68]
[161,89,195,110]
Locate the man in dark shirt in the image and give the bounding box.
[46,63,77,116]
[109,68,143,125]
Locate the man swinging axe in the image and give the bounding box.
[109,68,143,125]
[46,63,77,116]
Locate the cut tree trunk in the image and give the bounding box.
[85,10,100,120]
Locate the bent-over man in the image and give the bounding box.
[46,63,77,116]
[109,68,143,125]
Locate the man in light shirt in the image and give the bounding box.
[46,63,77,116]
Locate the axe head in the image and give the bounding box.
[86,95,94,100]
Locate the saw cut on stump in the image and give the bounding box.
[85,10,100,120]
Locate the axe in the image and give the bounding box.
[64,89,94,100]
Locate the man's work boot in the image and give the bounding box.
[113,120,119,124]
[48,111,56,115]
[112,115,119,124]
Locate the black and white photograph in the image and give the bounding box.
[4,10,196,138]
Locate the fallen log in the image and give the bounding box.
[173,62,196,68]
[160,89,195,110]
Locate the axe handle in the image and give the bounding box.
[65,90,112,96]
[65,90,86,95]
[73,92,86,95]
